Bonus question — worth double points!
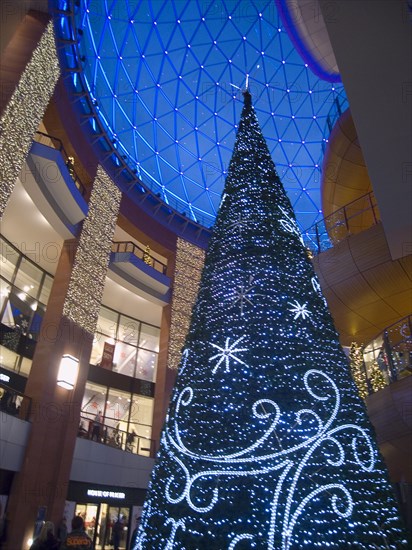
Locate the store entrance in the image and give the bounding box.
[74,503,129,549]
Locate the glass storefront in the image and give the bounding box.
[91,306,160,383]
[79,381,154,456]
[72,502,130,549]
[67,482,145,550]
[0,237,51,374]
[0,236,161,385]
[362,315,412,393]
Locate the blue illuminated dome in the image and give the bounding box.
[66,0,346,229]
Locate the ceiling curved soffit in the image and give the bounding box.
[322,108,372,220]
[274,0,340,83]
[313,222,412,347]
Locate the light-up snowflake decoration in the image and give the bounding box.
[230,275,262,316]
[228,214,249,236]
[288,300,311,320]
[20,319,29,329]
[209,336,248,374]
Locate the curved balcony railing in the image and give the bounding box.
[0,382,31,421]
[303,191,380,255]
[78,413,155,458]
[33,131,87,197]
[112,241,167,275]
[361,314,412,395]
[321,95,349,153]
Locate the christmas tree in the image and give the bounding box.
[135,91,407,549]
[349,342,369,399]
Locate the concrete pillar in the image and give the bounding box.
[151,238,205,450]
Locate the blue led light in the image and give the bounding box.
[70,0,346,230]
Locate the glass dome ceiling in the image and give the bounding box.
[69,0,346,230]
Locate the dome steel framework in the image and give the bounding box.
[56,0,346,231]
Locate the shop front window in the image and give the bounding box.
[38,274,53,305]
[129,395,153,456]
[362,316,412,394]
[113,342,137,377]
[97,306,118,339]
[0,237,19,282]
[107,507,129,550]
[74,504,98,543]
[81,382,107,437]
[19,356,32,376]
[119,314,140,346]
[79,381,154,456]
[73,503,130,550]
[92,305,160,383]
[0,345,20,372]
[3,283,40,336]
[105,388,130,430]
[13,260,43,302]
[139,323,160,352]
[0,238,52,375]
[0,279,11,315]
[135,348,157,382]
[90,334,116,368]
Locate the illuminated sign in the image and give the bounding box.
[0,373,10,383]
[87,489,125,499]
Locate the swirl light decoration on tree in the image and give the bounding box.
[134,91,408,549]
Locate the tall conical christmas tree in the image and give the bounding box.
[135,92,407,549]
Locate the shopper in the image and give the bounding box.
[61,516,93,549]
[30,521,59,550]
[57,518,67,549]
[128,517,141,550]
[91,410,102,441]
[111,518,123,550]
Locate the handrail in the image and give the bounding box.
[361,313,412,396]
[33,131,87,197]
[78,413,155,457]
[0,382,31,421]
[112,241,168,275]
[321,95,349,153]
[303,191,380,255]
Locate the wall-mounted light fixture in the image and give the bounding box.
[57,354,79,390]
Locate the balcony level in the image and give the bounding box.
[109,242,171,305]
[355,314,412,485]
[0,406,154,492]
[12,131,171,306]
[306,109,412,347]
[24,132,88,238]
[311,221,411,347]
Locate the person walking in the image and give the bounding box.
[61,516,93,549]
[111,518,123,550]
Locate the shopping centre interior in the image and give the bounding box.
[0,1,411,548]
